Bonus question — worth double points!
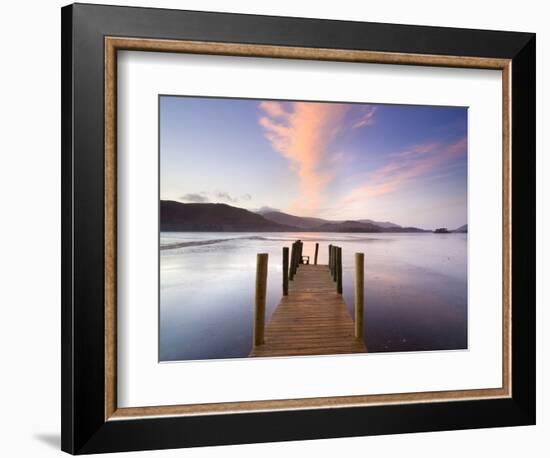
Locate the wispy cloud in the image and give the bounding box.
[259,101,376,215]
[352,106,377,129]
[214,191,252,203]
[259,101,287,118]
[214,191,237,203]
[180,191,252,204]
[180,193,209,203]
[344,137,467,203]
[387,142,440,159]
[255,205,280,214]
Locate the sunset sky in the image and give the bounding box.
[160,96,467,229]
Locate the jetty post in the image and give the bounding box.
[296,241,300,269]
[289,242,296,280]
[336,247,343,294]
[282,247,289,295]
[328,244,333,275]
[314,243,319,265]
[329,245,333,278]
[354,253,364,338]
[332,245,338,281]
[253,253,268,346]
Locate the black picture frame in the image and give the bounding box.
[61,3,535,454]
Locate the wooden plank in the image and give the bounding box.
[250,264,367,357]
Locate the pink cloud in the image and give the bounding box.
[258,100,287,118]
[259,101,350,215]
[344,137,467,203]
[259,101,379,215]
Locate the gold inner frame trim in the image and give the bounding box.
[104,36,512,421]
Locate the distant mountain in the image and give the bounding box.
[160,201,296,232]
[314,220,381,233]
[383,226,428,233]
[313,221,427,233]
[260,210,414,231]
[162,201,429,233]
[453,224,468,233]
[260,211,329,229]
[358,219,401,229]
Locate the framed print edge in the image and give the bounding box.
[61,4,74,453]
[104,36,512,420]
[62,3,536,454]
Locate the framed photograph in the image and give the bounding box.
[61,3,536,454]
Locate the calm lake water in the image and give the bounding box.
[160,232,467,362]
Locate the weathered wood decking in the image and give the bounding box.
[250,264,367,357]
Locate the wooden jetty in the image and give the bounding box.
[250,242,367,357]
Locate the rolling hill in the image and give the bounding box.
[453,224,468,233]
[259,210,414,231]
[313,220,381,233]
[160,201,296,232]
[258,211,329,229]
[161,201,431,233]
[358,219,401,229]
